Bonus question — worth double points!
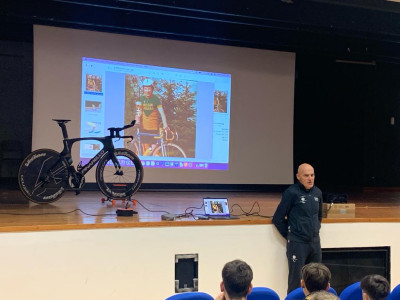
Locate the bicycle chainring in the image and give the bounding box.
[69,172,85,189]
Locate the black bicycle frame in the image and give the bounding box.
[56,121,120,177]
[59,136,116,176]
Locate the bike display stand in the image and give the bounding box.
[101,196,137,210]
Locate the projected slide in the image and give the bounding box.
[80,57,231,170]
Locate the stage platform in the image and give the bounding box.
[1,187,400,233]
[1,187,400,300]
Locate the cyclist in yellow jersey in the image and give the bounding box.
[135,79,168,155]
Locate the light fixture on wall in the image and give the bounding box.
[335,59,376,66]
[336,46,376,65]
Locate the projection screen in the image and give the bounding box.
[33,25,295,185]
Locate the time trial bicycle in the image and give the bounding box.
[18,119,143,204]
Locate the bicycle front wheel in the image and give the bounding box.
[96,148,143,199]
[18,149,69,204]
[153,143,187,158]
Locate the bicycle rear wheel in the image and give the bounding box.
[18,149,69,204]
[96,148,143,199]
[153,143,187,158]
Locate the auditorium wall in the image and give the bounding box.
[0,222,399,299]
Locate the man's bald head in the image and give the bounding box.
[296,163,315,190]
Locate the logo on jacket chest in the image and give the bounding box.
[299,195,319,204]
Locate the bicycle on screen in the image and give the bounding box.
[127,126,187,158]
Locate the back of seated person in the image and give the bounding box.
[301,263,331,299]
[214,259,253,300]
[308,291,339,300]
[360,274,390,300]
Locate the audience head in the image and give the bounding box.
[301,263,331,294]
[220,259,253,300]
[308,290,339,300]
[360,274,390,300]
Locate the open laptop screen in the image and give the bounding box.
[203,198,230,217]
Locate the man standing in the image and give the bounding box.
[135,78,168,155]
[214,259,253,300]
[272,163,323,294]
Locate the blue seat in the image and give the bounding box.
[339,282,362,300]
[285,287,337,300]
[389,283,400,300]
[247,287,280,300]
[165,291,214,300]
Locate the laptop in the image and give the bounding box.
[203,197,239,219]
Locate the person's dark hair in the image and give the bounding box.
[222,259,253,298]
[360,274,390,300]
[301,263,331,293]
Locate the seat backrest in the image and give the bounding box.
[248,286,280,300]
[165,291,214,300]
[339,282,362,300]
[285,287,337,300]
[388,283,400,300]
[285,287,305,300]
[327,287,338,296]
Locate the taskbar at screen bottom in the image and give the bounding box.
[140,160,228,170]
[80,157,228,170]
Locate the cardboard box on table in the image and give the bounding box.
[322,203,355,218]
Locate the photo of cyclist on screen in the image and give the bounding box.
[124,74,197,159]
[135,78,169,155]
